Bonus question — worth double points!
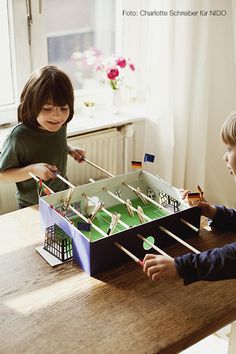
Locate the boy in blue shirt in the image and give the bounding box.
[143,112,236,284]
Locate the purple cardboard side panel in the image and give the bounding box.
[72,234,91,274]
[39,199,201,276]
[39,198,91,274]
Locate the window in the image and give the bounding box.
[0,0,31,124]
[45,0,116,91]
[0,0,19,124]
[0,0,15,106]
[0,0,116,124]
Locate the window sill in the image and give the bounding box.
[0,102,147,151]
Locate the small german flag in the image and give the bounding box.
[131,161,142,169]
[188,192,201,199]
[187,185,204,204]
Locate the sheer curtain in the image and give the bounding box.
[120,0,236,207]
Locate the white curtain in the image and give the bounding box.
[119,0,236,207]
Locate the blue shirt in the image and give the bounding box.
[175,206,236,284]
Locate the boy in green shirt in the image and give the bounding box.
[0,66,85,207]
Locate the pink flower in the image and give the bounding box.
[116,57,126,68]
[107,68,119,80]
[129,63,135,71]
[96,56,135,90]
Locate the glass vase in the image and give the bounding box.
[112,89,121,114]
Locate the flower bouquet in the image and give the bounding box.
[96,56,135,113]
[96,56,135,90]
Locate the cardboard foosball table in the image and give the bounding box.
[38,170,201,275]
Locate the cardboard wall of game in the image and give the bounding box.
[39,171,201,275]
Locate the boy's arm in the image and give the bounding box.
[0,167,33,182]
[210,205,236,232]
[0,164,57,183]
[175,242,236,285]
[197,202,236,232]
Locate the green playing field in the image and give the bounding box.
[70,198,168,241]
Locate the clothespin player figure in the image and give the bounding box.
[88,201,104,222]
[107,213,121,235]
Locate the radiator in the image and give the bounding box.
[67,128,121,186]
[0,183,17,214]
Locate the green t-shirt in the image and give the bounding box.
[0,123,69,206]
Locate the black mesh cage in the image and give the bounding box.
[44,224,73,262]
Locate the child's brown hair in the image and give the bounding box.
[18,66,74,129]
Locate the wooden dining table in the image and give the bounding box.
[1,206,236,354]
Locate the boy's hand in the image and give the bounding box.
[31,163,58,180]
[179,188,190,201]
[196,201,217,220]
[179,188,216,220]
[143,254,179,281]
[68,147,86,163]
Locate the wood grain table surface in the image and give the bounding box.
[0,206,236,354]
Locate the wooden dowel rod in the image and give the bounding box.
[83,158,114,177]
[159,226,200,254]
[67,205,108,238]
[87,166,199,233]
[29,172,54,193]
[83,159,173,216]
[82,193,129,229]
[103,187,152,222]
[115,242,143,266]
[29,172,107,238]
[56,173,75,188]
[83,160,181,223]
[122,182,171,214]
[137,234,173,259]
[180,218,199,233]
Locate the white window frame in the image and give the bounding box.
[0,0,15,106]
[0,0,120,125]
[0,0,32,124]
[0,0,17,124]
